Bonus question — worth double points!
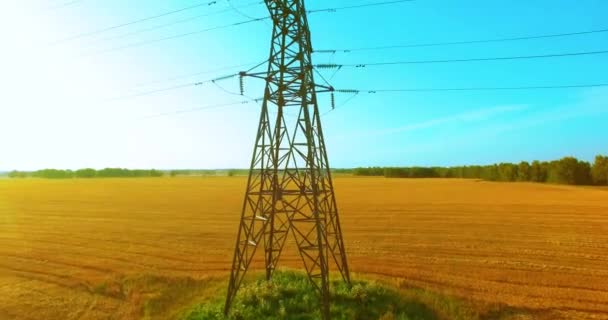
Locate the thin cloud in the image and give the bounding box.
[406,87,608,154]
[339,104,527,140]
[475,87,608,136]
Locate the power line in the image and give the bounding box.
[319,83,608,116]
[330,83,608,94]
[131,60,261,88]
[314,49,608,68]
[322,91,359,117]
[117,57,269,100]
[107,73,238,102]
[91,1,264,45]
[108,83,196,102]
[226,0,264,21]
[76,0,411,57]
[142,99,259,119]
[121,80,608,118]
[41,0,84,12]
[50,0,220,45]
[116,70,608,103]
[79,17,267,58]
[138,82,608,119]
[307,0,414,14]
[314,28,608,54]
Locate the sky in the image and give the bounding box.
[0,0,607,170]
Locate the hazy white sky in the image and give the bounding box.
[1,1,264,170]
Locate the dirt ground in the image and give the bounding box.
[0,177,607,319]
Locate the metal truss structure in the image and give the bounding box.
[224,0,350,319]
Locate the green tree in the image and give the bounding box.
[353,167,384,176]
[529,160,547,182]
[548,157,591,185]
[481,165,499,181]
[497,163,518,181]
[591,155,608,185]
[8,170,28,178]
[32,169,73,179]
[149,169,164,177]
[75,168,96,178]
[434,167,452,178]
[465,166,483,179]
[517,161,531,181]
[575,161,592,185]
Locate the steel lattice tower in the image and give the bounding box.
[224,0,350,318]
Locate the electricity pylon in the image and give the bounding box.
[224,0,350,319]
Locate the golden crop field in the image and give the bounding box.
[0,177,607,320]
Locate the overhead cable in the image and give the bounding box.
[314,50,608,68]
[50,0,220,44]
[314,28,608,54]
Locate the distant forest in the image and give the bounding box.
[352,155,608,186]
[6,155,608,186]
[8,168,164,179]
[5,168,248,179]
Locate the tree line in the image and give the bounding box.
[7,155,608,185]
[8,168,164,179]
[168,169,249,177]
[352,155,608,186]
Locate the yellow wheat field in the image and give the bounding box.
[0,177,607,319]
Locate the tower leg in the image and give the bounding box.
[312,108,351,285]
[224,103,273,314]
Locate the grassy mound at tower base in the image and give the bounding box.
[182,271,443,320]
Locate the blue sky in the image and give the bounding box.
[1,0,607,170]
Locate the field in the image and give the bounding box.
[1,177,607,319]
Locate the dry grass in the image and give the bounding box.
[0,177,607,319]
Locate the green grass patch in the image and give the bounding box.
[182,271,441,320]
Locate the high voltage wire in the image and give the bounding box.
[41,0,84,12]
[91,1,264,45]
[108,83,198,102]
[107,73,239,102]
[98,0,399,47]
[79,17,268,57]
[109,48,608,103]
[320,83,608,116]
[53,0,405,47]
[226,0,265,21]
[142,99,260,119]
[314,49,608,68]
[76,0,411,57]
[117,59,267,100]
[50,0,221,45]
[314,28,608,54]
[330,83,608,94]
[113,47,608,102]
[307,0,414,13]
[79,0,605,118]
[141,82,608,119]
[113,76,608,105]
[132,60,261,88]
